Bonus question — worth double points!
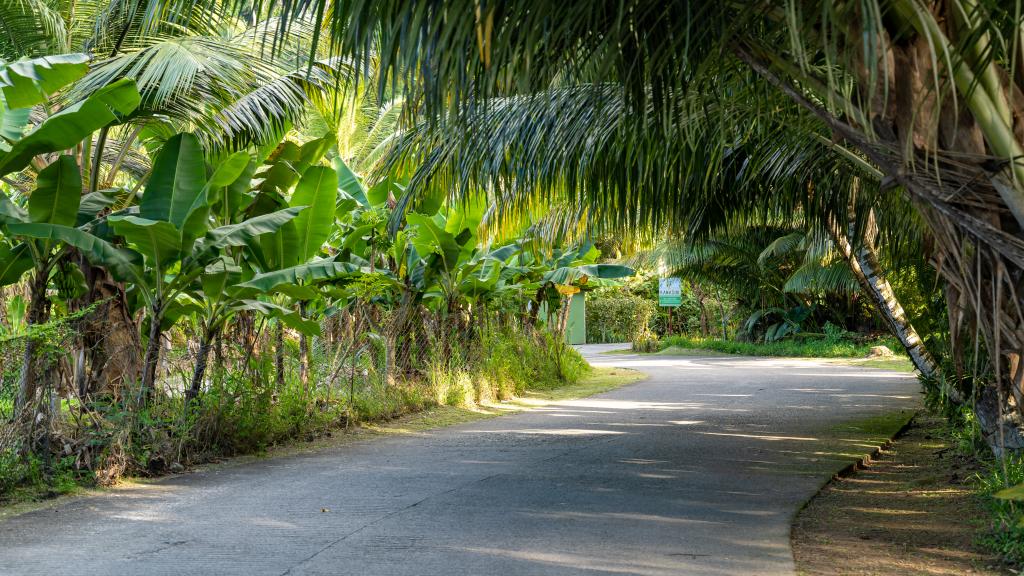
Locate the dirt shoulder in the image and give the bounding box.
[792,414,1008,575]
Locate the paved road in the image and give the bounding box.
[0,345,919,576]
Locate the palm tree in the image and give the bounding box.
[240,0,1011,446]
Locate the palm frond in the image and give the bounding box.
[0,0,69,59]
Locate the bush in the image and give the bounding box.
[975,455,1024,565]
[586,292,656,344]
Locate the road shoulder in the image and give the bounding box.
[792,414,1007,575]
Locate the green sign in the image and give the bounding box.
[659,277,681,307]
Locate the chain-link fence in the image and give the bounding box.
[1,298,557,488]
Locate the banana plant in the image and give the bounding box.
[182,256,320,402]
[512,240,634,326]
[0,156,144,410]
[239,133,347,386]
[107,132,303,400]
[180,135,344,401]
[0,60,144,411]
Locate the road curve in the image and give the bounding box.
[0,345,919,576]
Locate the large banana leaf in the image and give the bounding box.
[236,260,362,294]
[0,106,29,145]
[197,207,305,252]
[4,222,143,284]
[294,134,336,174]
[443,196,486,237]
[257,141,302,194]
[214,159,256,218]
[0,54,89,109]
[206,152,251,191]
[290,165,338,260]
[28,155,80,226]
[76,189,123,226]
[232,300,320,336]
[0,79,141,176]
[108,216,183,272]
[140,133,208,244]
[542,263,633,286]
[406,212,466,272]
[0,190,26,224]
[482,243,519,262]
[200,258,242,304]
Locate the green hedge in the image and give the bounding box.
[586,293,656,344]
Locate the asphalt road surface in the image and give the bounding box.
[0,344,920,575]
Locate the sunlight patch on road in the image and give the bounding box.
[697,431,820,442]
[789,372,915,379]
[469,428,626,436]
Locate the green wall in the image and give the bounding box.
[566,293,586,345]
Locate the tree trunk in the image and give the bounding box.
[186,324,220,404]
[691,282,710,336]
[735,8,1024,453]
[275,321,285,388]
[77,262,141,399]
[298,302,310,388]
[828,209,939,378]
[139,305,164,404]
[716,289,729,339]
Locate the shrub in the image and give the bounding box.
[586,292,656,344]
[975,455,1024,565]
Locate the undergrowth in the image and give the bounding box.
[974,453,1024,565]
[0,324,587,505]
[922,369,1024,568]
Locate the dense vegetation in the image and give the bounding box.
[2,0,1024,565]
[0,50,622,499]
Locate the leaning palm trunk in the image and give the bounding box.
[827,209,939,379]
[735,3,1024,452]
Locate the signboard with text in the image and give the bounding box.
[658,277,681,307]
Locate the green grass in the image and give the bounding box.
[839,357,916,372]
[971,441,1024,565]
[656,335,906,360]
[830,411,916,444]
[367,366,645,435]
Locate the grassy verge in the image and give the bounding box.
[827,356,916,372]
[604,336,916,371]
[657,335,904,358]
[0,365,643,516]
[366,366,644,436]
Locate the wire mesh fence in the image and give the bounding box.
[1,301,548,480]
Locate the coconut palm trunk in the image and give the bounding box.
[827,208,938,378]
